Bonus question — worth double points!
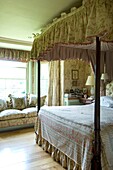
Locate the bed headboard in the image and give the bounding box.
[106,81,113,97]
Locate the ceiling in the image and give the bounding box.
[0,0,82,51]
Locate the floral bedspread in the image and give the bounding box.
[38,104,113,170]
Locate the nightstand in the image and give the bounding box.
[79,98,94,105]
[64,96,82,106]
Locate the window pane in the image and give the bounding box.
[0,60,26,68]
[0,68,26,79]
[0,60,26,98]
[41,63,49,96]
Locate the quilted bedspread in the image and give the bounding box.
[38,104,113,170]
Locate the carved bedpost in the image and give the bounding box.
[92,37,101,170]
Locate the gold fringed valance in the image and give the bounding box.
[0,48,31,62]
[31,0,113,60]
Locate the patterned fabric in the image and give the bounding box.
[12,96,27,110]
[31,0,113,60]
[0,117,36,128]
[36,137,81,169]
[37,105,113,170]
[0,95,38,129]
[39,105,94,170]
[106,81,113,97]
[0,48,30,62]
[29,94,47,107]
[0,99,7,111]
[40,96,47,106]
[48,61,62,106]
[29,94,37,106]
[6,94,13,109]
[22,107,37,117]
[0,109,25,120]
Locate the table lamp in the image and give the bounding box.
[85,75,95,97]
[101,73,108,83]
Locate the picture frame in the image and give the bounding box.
[72,70,79,80]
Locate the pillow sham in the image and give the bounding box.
[100,96,113,108]
[0,99,7,111]
[29,94,37,106]
[29,94,46,107]
[40,95,47,106]
[12,96,27,110]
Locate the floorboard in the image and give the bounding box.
[0,128,64,170]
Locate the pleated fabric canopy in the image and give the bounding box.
[31,0,113,61]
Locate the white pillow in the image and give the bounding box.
[0,99,7,111]
[29,94,37,106]
[100,96,113,107]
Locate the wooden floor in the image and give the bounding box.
[0,128,64,170]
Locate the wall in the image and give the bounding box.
[64,59,91,92]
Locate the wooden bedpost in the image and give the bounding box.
[37,60,40,113]
[92,37,101,169]
[35,59,41,143]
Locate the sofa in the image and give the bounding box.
[0,94,46,132]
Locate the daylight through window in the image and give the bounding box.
[0,60,26,98]
[41,62,49,96]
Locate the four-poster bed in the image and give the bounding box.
[31,0,113,169]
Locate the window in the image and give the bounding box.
[41,62,49,96]
[0,60,26,98]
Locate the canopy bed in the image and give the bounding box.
[31,0,113,169]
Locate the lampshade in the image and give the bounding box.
[86,75,95,96]
[85,75,95,86]
[101,73,108,82]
